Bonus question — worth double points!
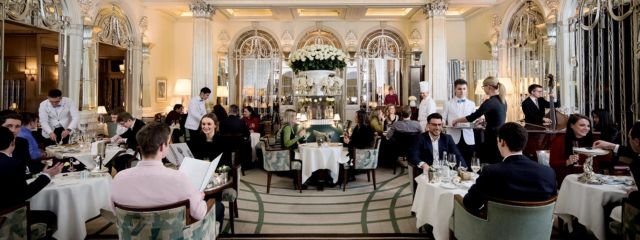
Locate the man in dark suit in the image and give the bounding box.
[463,122,557,214]
[108,112,145,172]
[594,121,640,204]
[219,104,250,138]
[218,104,250,167]
[1,112,42,176]
[521,84,559,126]
[0,127,63,237]
[409,113,466,173]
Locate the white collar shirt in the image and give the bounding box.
[38,97,79,138]
[443,97,476,144]
[185,96,207,131]
[430,133,440,161]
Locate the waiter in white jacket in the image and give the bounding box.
[185,87,211,138]
[443,79,476,167]
[38,89,79,145]
[417,81,436,132]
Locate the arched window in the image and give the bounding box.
[233,29,280,113]
[359,29,405,105]
[296,29,342,49]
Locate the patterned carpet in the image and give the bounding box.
[86,167,419,238]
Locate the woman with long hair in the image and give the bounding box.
[369,108,385,136]
[452,76,507,164]
[384,105,399,130]
[187,113,223,161]
[279,109,306,150]
[550,114,595,183]
[242,106,261,133]
[344,110,375,157]
[591,109,620,144]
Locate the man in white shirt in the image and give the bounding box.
[38,89,79,145]
[443,79,477,167]
[418,81,436,132]
[185,87,211,139]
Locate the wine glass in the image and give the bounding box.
[471,157,481,174]
[572,140,581,166]
[447,154,457,170]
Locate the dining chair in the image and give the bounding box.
[618,198,640,240]
[451,195,557,240]
[0,202,46,240]
[342,136,381,191]
[113,199,218,240]
[259,140,302,193]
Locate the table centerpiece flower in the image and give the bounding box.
[289,44,347,96]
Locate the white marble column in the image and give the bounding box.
[65,23,84,108]
[423,0,448,104]
[80,22,98,110]
[190,1,215,97]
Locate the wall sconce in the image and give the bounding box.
[409,29,422,64]
[54,54,59,64]
[119,64,125,73]
[25,68,36,81]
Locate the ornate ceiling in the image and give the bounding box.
[143,0,498,21]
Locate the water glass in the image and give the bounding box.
[447,154,457,170]
[471,158,481,173]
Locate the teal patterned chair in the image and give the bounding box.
[259,139,302,193]
[620,198,640,240]
[114,200,217,240]
[451,195,556,240]
[0,202,46,240]
[342,137,381,191]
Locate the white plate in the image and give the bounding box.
[573,147,609,156]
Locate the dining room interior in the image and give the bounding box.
[1,0,640,240]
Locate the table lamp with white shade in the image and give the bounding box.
[174,78,192,105]
[96,106,107,123]
[333,114,341,128]
[217,85,229,105]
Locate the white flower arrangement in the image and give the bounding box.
[288,44,347,73]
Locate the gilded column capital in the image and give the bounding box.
[190,0,216,19]
[423,0,448,18]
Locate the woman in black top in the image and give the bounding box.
[187,113,223,162]
[344,110,375,157]
[452,76,507,164]
[591,109,620,144]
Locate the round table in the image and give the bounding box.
[29,172,112,240]
[297,143,348,184]
[46,143,125,169]
[554,174,631,240]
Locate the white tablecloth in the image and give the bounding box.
[554,174,630,240]
[46,145,124,169]
[250,132,261,161]
[29,172,112,240]
[411,174,470,240]
[297,143,349,184]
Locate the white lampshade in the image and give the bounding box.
[475,79,485,95]
[299,113,308,122]
[96,106,107,114]
[174,79,192,96]
[333,114,341,121]
[217,86,229,97]
[498,77,514,94]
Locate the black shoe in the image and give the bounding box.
[301,184,309,190]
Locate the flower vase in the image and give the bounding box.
[303,70,335,96]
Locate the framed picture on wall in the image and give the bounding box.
[156,78,167,102]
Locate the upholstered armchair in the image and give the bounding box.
[0,202,46,240]
[342,137,381,191]
[451,195,556,240]
[259,140,302,193]
[610,198,640,240]
[114,200,218,240]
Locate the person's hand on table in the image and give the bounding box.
[420,163,430,174]
[297,129,307,137]
[43,162,64,177]
[543,117,552,126]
